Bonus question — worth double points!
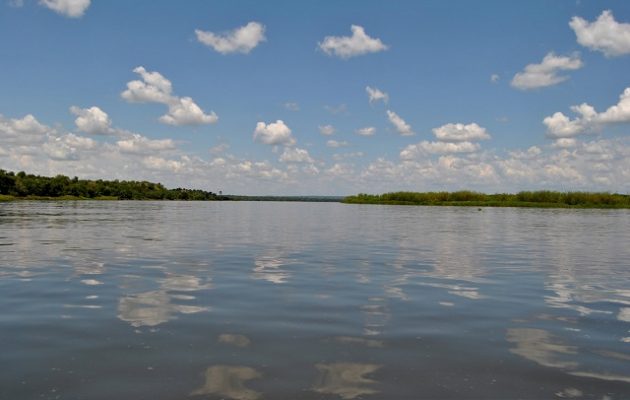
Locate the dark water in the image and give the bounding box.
[1,202,629,400]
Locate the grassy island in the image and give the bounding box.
[0,169,226,201]
[342,191,630,209]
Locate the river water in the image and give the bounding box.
[1,201,629,399]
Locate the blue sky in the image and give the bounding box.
[1,0,630,195]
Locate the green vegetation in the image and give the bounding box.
[0,169,226,201]
[342,190,630,208]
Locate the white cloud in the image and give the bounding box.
[366,86,389,104]
[39,0,90,18]
[279,147,313,163]
[319,125,335,136]
[570,10,630,57]
[333,151,364,161]
[195,22,266,55]
[61,132,97,150]
[121,66,217,126]
[432,123,491,142]
[356,127,376,136]
[396,121,491,170]
[400,141,480,159]
[159,97,218,126]
[420,141,480,154]
[552,138,578,148]
[491,74,500,83]
[121,67,173,104]
[511,52,583,90]
[117,134,176,154]
[142,156,186,173]
[0,114,49,137]
[43,133,96,161]
[508,146,542,160]
[386,110,414,136]
[326,140,348,148]
[318,25,388,59]
[253,120,295,146]
[543,87,630,138]
[70,106,115,135]
[209,143,229,155]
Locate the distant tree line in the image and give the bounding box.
[0,169,227,200]
[224,195,343,202]
[343,190,630,208]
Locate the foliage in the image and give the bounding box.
[0,169,226,201]
[343,190,630,208]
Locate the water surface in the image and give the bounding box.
[1,201,629,399]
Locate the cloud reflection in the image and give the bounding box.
[218,333,251,348]
[506,328,577,369]
[191,365,261,400]
[251,253,293,284]
[117,289,207,327]
[313,362,381,399]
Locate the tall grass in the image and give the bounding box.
[343,191,630,208]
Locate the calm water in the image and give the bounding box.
[1,202,629,400]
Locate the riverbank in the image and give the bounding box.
[342,191,630,209]
[0,194,120,201]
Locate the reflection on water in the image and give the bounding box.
[313,362,381,399]
[191,365,261,400]
[333,336,384,348]
[219,333,251,348]
[251,253,293,284]
[118,290,208,327]
[506,328,578,369]
[1,202,630,399]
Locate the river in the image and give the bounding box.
[1,201,629,399]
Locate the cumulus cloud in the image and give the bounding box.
[319,125,335,136]
[491,74,500,83]
[326,140,348,148]
[117,134,176,154]
[0,114,49,137]
[279,147,313,163]
[552,138,578,148]
[159,97,218,125]
[366,86,389,104]
[543,86,630,138]
[318,25,388,59]
[142,156,186,173]
[356,127,376,136]
[333,151,364,161]
[43,133,96,161]
[570,10,630,57]
[209,143,229,155]
[511,52,583,90]
[70,106,115,135]
[39,0,90,18]
[253,120,295,146]
[399,122,490,160]
[121,66,217,126]
[432,123,491,142]
[386,110,414,136]
[400,141,480,159]
[121,67,173,104]
[195,22,266,54]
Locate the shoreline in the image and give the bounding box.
[342,191,630,209]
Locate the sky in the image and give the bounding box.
[1,0,630,195]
